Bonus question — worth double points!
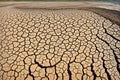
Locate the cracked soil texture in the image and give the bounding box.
[0,2,120,80]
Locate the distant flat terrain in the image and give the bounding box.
[0,2,120,80]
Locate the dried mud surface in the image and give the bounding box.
[0,2,120,80]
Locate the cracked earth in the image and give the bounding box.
[0,2,120,80]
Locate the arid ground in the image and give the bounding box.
[0,2,120,80]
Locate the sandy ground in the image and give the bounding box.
[0,2,120,10]
[0,2,120,80]
[0,2,120,25]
